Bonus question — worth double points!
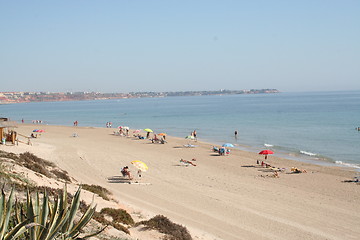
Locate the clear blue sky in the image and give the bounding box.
[1,0,359,93]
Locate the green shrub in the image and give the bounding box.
[82,184,111,201]
[17,152,55,178]
[50,169,72,182]
[0,150,19,161]
[19,152,55,168]
[100,208,135,226]
[136,215,192,240]
[78,202,132,235]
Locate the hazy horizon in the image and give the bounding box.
[1,1,359,93]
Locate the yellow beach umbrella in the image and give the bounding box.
[131,160,148,172]
[144,128,153,132]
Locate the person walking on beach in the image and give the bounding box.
[193,130,197,141]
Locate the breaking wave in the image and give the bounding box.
[335,161,360,169]
[300,150,317,157]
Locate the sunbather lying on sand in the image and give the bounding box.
[291,167,307,173]
[342,177,359,183]
[180,159,196,166]
[259,171,280,178]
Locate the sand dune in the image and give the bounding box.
[4,124,359,240]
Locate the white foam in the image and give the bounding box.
[264,143,273,147]
[300,150,317,156]
[335,161,360,169]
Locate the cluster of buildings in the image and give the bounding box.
[0,92,130,104]
[0,89,279,104]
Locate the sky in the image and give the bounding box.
[0,0,359,93]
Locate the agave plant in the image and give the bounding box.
[0,188,34,240]
[1,185,102,240]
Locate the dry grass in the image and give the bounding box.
[136,215,192,240]
[100,208,135,226]
[81,184,112,201]
[51,169,72,182]
[0,151,72,182]
[79,202,132,235]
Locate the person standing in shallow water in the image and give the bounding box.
[234,130,238,138]
[193,130,197,141]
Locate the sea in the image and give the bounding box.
[1,91,360,170]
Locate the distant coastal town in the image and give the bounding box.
[0,89,279,104]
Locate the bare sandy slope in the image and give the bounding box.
[5,124,360,240]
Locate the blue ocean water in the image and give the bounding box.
[1,91,360,169]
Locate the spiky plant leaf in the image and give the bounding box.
[64,186,81,232]
[38,190,49,239]
[80,225,108,239]
[4,220,31,240]
[26,190,36,240]
[67,201,97,239]
[0,188,14,238]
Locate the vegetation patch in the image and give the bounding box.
[79,201,131,235]
[136,215,192,240]
[0,150,19,161]
[100,207,135,226]
[0,151,72,183]
[16,152,54,178]
[51,169,72,182]
[0,160,35,188]
[19,151,56,168]
[82,184,112,201]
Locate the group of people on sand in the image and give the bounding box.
[150,134,166,144]
[212,146,230,156]
[118,127,129,136]
[256,159,307,177]
[32,120,44,124]
[132,132,166,144]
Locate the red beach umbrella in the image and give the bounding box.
[259,150,274,155]
[33,129,45,133]
[259,150,274,160]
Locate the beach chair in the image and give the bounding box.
[212,146,219,152]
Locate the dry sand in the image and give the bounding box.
[3,124,360,240]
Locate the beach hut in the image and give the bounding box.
[0,119,18,145]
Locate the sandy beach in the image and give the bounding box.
[3,124,360,240]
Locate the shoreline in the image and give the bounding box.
[202,136,355,169]
[2,123,359,239]
[2,91,360,171]
[11,121,360,172]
